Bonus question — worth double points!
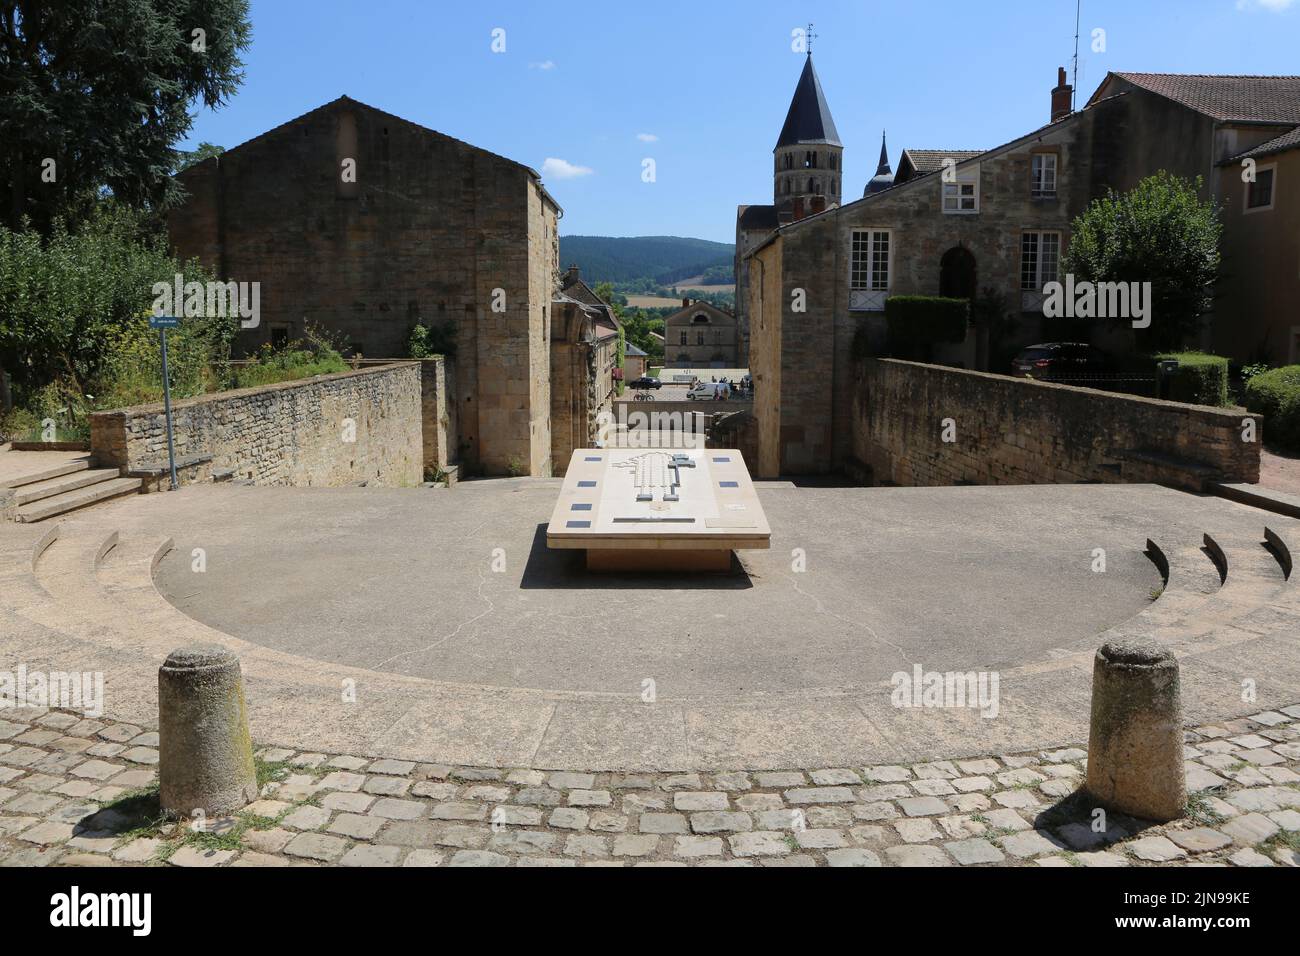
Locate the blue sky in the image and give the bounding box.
[183,0,1300,242]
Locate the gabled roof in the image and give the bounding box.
[625,343,648,357]
[559,267,622,336]
[182,95,563,213]
[1085,73,1300,124]
[776,56,842,149]
[1226,125,1300,163]
[898,149,984,176]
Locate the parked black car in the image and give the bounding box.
[1011,343,1111,380]
[628,376,663,390]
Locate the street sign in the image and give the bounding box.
[149,316,181,489]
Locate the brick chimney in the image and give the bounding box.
[682,297,691,307]
[1051,67,1073,122]
[565,264,580,283]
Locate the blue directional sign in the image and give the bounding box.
[149,315,181,329]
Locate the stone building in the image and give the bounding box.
[735,54,843,368]
[167,96,561,476]
[559,265,621,411]
[746,69,1300,477]
[664,299,739,368]
[1215,129,1300,365]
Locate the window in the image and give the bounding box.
[808,178,816,194]
[943,181,978,213]
[1021,232,1061,290]
[1247,167,1276,211]
[696,330,705,346]
[679,330,687,346]
[804,151,817,168]
[851,230,890,292]
[1031,153,1058,197]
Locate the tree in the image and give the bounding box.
[176,141,225,173]
[0,0,252,232]
[1063,171,1221,352]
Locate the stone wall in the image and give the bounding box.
[853,359,1260,490]
[90,364,423,488]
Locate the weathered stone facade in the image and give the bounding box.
[853,359,1260,491]
[167,96,560,476]
[90,364,423,488]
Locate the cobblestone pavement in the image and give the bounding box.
[2,705,1298,868]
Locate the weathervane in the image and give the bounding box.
[806,22,817,56]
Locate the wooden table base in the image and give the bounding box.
[585,548,734,573]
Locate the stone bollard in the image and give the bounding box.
[158,644,258,817]
[1085,641,1186,823]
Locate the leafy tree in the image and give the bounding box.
[0,0,253,232]
[0,203,226,407]
[176,141,225,173]
[1063,171,1221,352]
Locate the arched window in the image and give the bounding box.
[808,178,816,194]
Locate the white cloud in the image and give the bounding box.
[1236,0,1294,11]
[541,157,593,179]
[529,60,556,70]
[636,133,659,142]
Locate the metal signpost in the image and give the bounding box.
[149,315,181,490]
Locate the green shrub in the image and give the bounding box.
[1245,365,1300,451]
[1154,352,1229,407]
[884,296,969,360]
[407,321,457,359]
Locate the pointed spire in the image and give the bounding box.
[775,56,842,149]
[876,131,892,176]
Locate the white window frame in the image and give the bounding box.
[942,177,979,214]
[1031,153,1058,198]
[1020,230,1062,312]
[1244,163,1277,214]
[849,228,891,311]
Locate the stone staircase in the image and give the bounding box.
[0,449,141,522]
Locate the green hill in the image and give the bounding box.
[559,235,735,286]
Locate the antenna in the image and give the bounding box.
[1071,0,1081,110]
[805,22,817,56]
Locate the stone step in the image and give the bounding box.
[0,455,89,489]
[13,468,123,506]
[14,477,142,523]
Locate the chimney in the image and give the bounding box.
[682,297,690,308]
[565,263,580,282]
[1051,67,1073,122]
[810,195,827,215]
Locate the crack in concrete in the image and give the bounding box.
[369,564,497,670]
[774,568,916,668]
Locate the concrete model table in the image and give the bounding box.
[546,448,771,571]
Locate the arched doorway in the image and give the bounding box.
[940,246,977,300]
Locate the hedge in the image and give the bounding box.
[1245,365,1300,451]
[1153,352,1229,407]
[884,296,969,359]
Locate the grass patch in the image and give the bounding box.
[1185,792,1227,827]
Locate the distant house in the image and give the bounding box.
[664,299,739,369]
[624,342,649,381]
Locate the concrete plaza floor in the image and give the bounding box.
[5,479,1300,771]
